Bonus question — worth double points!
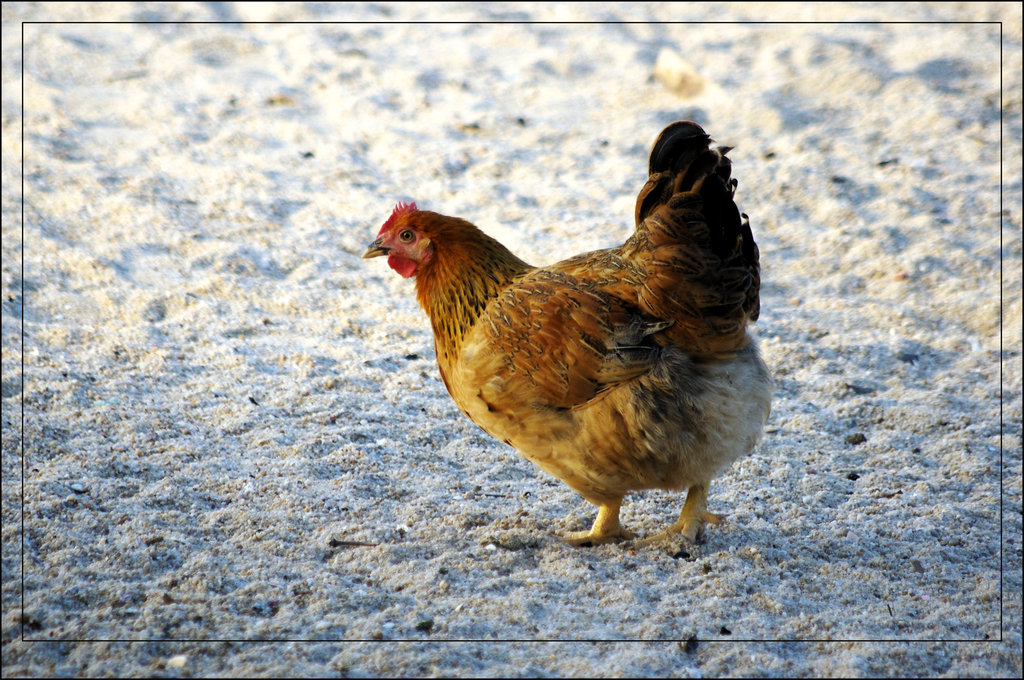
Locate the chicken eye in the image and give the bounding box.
[399,229,415,243]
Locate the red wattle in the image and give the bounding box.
[387,253,418,278]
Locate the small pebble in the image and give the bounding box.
[654,48,705,99]
[70,483,86,494]
[166,655,187,669]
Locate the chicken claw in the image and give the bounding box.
[563,500,635,546]
[641,483,723,545]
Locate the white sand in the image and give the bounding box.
[2,2,1021,677]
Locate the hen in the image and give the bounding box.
[363,121,772,545]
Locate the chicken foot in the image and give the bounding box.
[563,498,635,546]
[642,482,723,544]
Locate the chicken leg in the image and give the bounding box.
[563,498,635,546]
[642,482,723,544]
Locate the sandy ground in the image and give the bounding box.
[2,2,1022,677]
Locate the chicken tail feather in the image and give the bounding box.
[629,121,761,357]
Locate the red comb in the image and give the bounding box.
[377,201,418,237]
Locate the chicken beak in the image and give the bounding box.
[362,238,389,259]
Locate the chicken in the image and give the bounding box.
[362,121,772,545]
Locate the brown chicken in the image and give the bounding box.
[363,121,772,545]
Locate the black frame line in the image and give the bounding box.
[14,16,1008,647]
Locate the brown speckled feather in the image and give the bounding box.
[473,268,669,413]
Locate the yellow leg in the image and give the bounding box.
[643,482,723,544]
[563,498,634,546]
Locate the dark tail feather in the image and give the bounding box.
[648,121,711,175]
[636,121,720,227]
[630,121,761,356]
